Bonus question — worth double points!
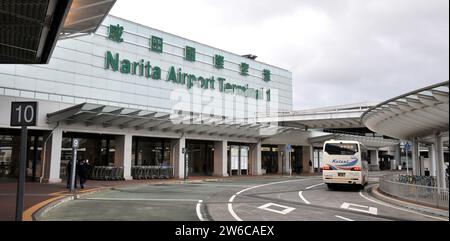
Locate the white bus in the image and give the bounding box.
[322,140,369,189]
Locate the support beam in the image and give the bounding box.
[172,136,186,179]
[412,137,420,175]
[434,134,446,188]
[214,141,228,177]
[429,144,436,177]
[278,145,289,175]
[250,141,262,176]
[43,129,63,183]
[115,134,133,180]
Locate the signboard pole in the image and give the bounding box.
[11,102,37,221]
[183,148,188,181]
[70,139,79,193]
[405,142,411,176]
[15,125,27,221]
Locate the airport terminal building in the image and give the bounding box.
[0,15,332,183]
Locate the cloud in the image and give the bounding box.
[111,0,449,110]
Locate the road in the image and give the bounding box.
[40,174,447,221]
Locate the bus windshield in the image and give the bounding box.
[325,143,358,155]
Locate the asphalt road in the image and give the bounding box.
[40,175,447,221]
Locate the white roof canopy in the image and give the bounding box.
[60,0,117,39]
[47,103,294,140]
[256,103,376,129]
[362,81,449,140]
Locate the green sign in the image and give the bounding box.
[263,69,271,82]
[214,55,224,69]
[185,46,196,62]
[105,51,271,101]
[107,24,124,43]
[240,63,249,76]
[151,36,163,53]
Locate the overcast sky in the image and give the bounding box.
[110,0,449,110]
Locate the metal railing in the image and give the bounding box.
[90,166,125,181]
[131,166,174,180]
[379,175,449,209]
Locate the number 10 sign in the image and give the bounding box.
[11,102,38,127]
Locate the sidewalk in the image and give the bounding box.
[369,184,449,218]
[0,178,182,221]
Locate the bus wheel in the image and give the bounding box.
[327,184,334,190]
[359,185,365,190]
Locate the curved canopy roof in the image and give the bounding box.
[257,102,376,129]
[362,81,449,140]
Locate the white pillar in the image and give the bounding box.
[250,141,262,176]
[412,137,420,175]
[277,145,285,175]
[394,144,401,170]
[277,145,290,175]
[115,134,133,180]
[435,134,446,188]
[376,149,379,167]
[45,129,63,183]
[214,140,228,177]
[172,136,186,179]
[370,149,380,171]
[429,144,437,177]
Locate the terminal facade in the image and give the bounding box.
[0,15,321,183]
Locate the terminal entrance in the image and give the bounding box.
[60,132,117,179]
[291,146,304,175]
[132,137,171,166]
[186,140,214,176]
[228,143,250,176]
[0,128,44,181]
[262,145,278,174]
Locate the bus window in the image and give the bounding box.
[324,143,358,155]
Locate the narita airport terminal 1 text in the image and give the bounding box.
[105,51,272,102]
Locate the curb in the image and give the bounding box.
[369,185,449,218]
[32,187,108,221]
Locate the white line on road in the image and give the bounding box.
[82,197,200,202]
[335,215,354,221]
[228,178,319,221]
[306,183,325,190]
[298,191,311,205]
[196,200,205,221]
[228,195,242,221]
[359,191,449,221]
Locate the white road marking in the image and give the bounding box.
[228,195,242,221]
[228,178,319,221]
[258,203,296,215]
[359,191,449,221]
[306,183,325,190]
[298,191,311,205]
[82,197,199,202]
[335,215,354,221]
[341,202,378,215]
[196,200,205,221]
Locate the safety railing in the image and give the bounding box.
[90,166,125,181]
[131,166,174,180]
[379,175,449,209]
